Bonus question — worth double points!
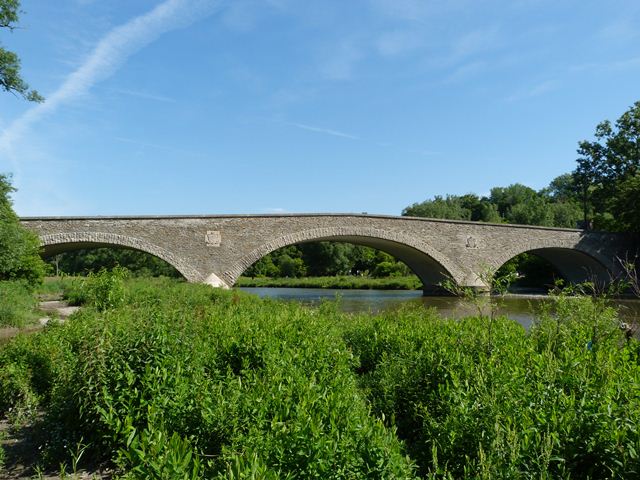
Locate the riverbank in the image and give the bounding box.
[236,275,422,290]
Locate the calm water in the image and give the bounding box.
[240,287,640,330]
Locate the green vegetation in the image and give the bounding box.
[574,101,640,232]
[0,174,46,286]
[403,178,583,229]
[0,278,415,478]
[1,277,639,478]
[236,274,422,290]
[47,248,182,278]
[0,0,43,102]
[0,175,47,328]
[0,280,37,327]
[244,243,411,279]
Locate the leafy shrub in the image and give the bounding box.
[62,267,128,310]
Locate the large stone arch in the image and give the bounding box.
[491,237,618,286]
[38,232,202,282]
[221,226,466,290]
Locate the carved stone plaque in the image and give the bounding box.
[205,230,221,247]
[465,236,478,249]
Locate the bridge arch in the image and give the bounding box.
[38,232,202,282]
[222,226,466,291]
[492,242,616,286]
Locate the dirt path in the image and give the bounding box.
[0,300,80,344]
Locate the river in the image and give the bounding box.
[240,287,640,330]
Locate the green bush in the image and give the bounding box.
[61,267,128,310]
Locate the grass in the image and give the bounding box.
[0,275,639,478]
[236,275,423,290]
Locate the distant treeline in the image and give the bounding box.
[48,248,181,278]
[402,175,582,228]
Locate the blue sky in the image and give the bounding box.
[1,0,639,216]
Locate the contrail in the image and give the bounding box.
[0,0,223,163]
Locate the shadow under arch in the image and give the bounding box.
[39,232,201,282]
[222,226,464,292]
[495,247,613,288]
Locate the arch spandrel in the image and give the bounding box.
[221,226,467,288]
[39,232,203,283]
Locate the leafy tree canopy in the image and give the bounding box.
[0,0,43,102]
[573,101,640,230]
[0,173,46,285]
[402,177,581,229]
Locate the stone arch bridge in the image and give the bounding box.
[20,214,636,293]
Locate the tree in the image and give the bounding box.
[489,184,538,219]
[0,0,43,102]
[402,195,472,220]
[0,174,46,285]
[611,173,640,232]
[572,101,640,230]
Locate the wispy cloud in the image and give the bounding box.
[505,79,557,102]
[285,122,360,140]
[443,60,487,83]
[111,88,176,103]
[114,136,204,157]
[369,0,431,24]
[451,27,502,60]
[0,0,222,163]
[376,30,425,57]
[318,40,363,81]
[599,19,640,43]
[567,56,640,74]
[407,148,440,156]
